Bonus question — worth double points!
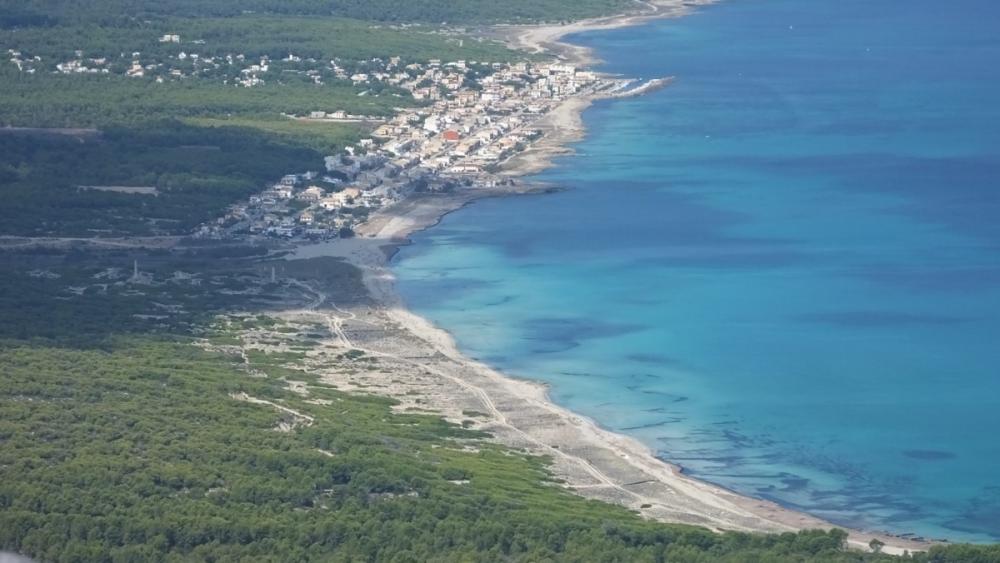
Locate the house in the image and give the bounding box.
[339,187,362,202]
[267,226,295,237]
[457,91,479,106]
[319,187,362,210]
[442,130,461,143]
[423,115,442,133]
[298,186,325,202]
[372,124,395,138]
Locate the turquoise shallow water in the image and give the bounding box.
[393,0,1000,542]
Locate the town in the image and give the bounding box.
[6,36,663,242]
[193,58,650,240]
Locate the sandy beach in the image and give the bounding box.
[495,0,719,68]
[279,2,934,555]
[284,190,930,555]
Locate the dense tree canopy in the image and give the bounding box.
[0,0,634,26]
[0,122,332,236]
[1,254,998,562]
[4,338,993,563]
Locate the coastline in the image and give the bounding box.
[290,195,929,557]
[494,0,719,68]
[283,2,933,556]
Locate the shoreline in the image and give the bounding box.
[284,3,934,555]
[493,0,719,68]
[288,191,931,555]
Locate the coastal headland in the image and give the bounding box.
[266,5,936,551]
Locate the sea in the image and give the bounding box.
[392,0,1000,542]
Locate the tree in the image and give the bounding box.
[870,538,885,554]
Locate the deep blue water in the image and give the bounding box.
[393,0,1000,542]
